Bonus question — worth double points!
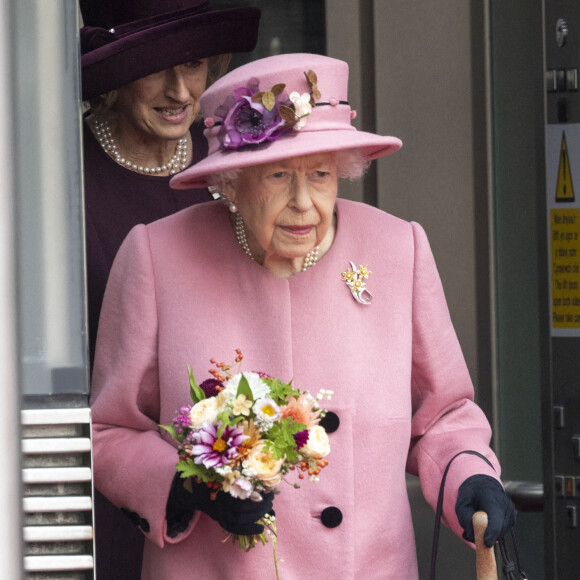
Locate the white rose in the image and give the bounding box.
[301,426,330,458]
[189,397,219,429]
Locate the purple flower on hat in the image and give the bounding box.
[192,422,248,469]
[221,86,287,150]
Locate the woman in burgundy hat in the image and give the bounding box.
[90,53,516,579]
[80,1,260,578]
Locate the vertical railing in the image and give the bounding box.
[13,0,87,401]
[0,0,23,575]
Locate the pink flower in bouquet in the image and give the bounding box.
[173,405,193,434]
[192,422,248,469]
[280,393,320,429]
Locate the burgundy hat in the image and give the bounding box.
[80,0,261,101]
[170,53,402,190]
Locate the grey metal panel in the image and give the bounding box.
[543,2,580,577]
[488,0,547,575]
[22,410,94,576]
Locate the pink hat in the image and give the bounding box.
[170,53,402,189]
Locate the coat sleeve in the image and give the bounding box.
[90,224,199,549]
[405,221,501,539]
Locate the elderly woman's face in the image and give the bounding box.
[232,154,338,264]
[113,59,209,142]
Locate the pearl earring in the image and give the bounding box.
[208,186,237,212]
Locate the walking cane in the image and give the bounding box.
[432,452,526,580]
[473,511,498,580]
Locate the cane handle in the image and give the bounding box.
[473,511,498,580]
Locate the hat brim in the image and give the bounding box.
[82,8,260,100]
[170,128,402,189]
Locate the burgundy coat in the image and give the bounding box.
[84,118,212,580]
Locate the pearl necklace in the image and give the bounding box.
[234,212,320,272]
[93,117,189,175]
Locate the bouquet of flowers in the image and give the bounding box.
[161,349,332,558]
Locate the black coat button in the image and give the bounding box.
[319,411,340,433]
[321,506,343,528]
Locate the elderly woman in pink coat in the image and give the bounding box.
[90,53,515,579]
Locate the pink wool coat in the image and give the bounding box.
[90,198,500,579]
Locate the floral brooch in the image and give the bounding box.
[341,262,372,305]
[207,70,321,151]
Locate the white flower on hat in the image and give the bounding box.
[289,92,312,130]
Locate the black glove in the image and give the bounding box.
[166,473,274,538]
[455,474,516,547]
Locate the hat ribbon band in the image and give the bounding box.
[208,101,350,128]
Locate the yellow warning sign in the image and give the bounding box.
[556,132,575,202]
[551,209,580,327]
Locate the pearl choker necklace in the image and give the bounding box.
[234,212,320,272]
[93,117,189,175]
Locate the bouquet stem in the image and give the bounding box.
[272,533,280,580]
[225,515,279,578]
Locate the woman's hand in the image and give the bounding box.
[197,483,274,535]
[455,474,516,547]
[166,472,274,537]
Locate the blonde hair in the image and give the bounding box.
[207,54,231,88]
[86,53,232,117]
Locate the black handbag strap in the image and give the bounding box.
[429,450,527,580]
